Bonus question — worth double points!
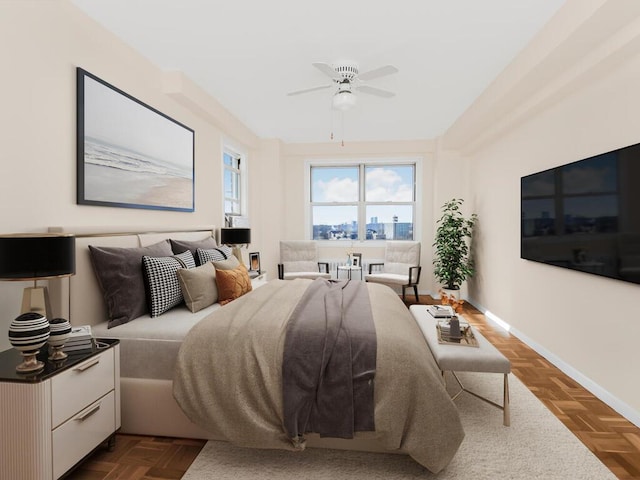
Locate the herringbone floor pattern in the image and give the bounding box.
[66,296,640,479]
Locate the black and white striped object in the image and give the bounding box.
[143,251,195,317]
[8,312,50,353]
[196,247,230,265]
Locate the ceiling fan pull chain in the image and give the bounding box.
[330,102,334,140]
[341,111,345,147]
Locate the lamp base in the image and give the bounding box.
[16,351,45,373]
[231,246,245,266]
[48,345,68,361]
[21,286,52,320]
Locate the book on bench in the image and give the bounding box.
[427,305,455,318]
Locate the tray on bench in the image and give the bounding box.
[436,322,479,347]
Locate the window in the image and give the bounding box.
[223,148,243,217]
[309,161,417,241]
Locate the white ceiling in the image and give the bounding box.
[70,0,566,144]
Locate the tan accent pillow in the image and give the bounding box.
[215,264,252,305]
[212,256,240,270]
[177,262,218,312]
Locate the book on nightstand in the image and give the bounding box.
[63,325,94,352]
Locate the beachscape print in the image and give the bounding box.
[78,69,194,211]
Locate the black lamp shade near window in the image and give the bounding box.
[220,228,251,246]
[0,234,76,280]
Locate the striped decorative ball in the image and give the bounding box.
[8,312,50,354]
[48,317,72,348]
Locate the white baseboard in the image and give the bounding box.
[468,297,640,429]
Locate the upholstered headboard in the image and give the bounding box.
[48,226,216,327]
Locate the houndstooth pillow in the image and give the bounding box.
[143,251,195,317]
[196,246,231,265]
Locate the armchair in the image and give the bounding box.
[278,241,331,280]
[364,241,421,302]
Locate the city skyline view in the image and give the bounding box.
[311,164,415,240]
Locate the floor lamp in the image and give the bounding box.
[220,228,251,266]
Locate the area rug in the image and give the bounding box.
[183,372,615,479]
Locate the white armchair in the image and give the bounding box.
[364,241,422,302]
[278,241,331,280]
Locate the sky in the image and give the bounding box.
[83,73,193,170]
[311,165,414,225]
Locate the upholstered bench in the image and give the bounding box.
[410,305,511,426]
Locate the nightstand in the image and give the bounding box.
[250,270,268,289]
[0,339,120,479]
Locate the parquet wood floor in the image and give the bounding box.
[66,296,640,479]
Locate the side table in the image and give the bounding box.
[337,265,363,280]
[0,338,121,479]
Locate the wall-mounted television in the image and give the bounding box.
[521,142,640,285]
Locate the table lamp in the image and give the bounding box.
[0,233,76,321]
[0,233,75,372]
[220,228,251,266]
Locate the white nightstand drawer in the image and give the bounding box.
[251,271,268,289]
[51,348,114,428]
[52,390,115,479]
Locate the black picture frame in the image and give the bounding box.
[76,68,195,212]
[249,252,261,273]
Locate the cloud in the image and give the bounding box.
[366,168,413,201]
[314,167,413,202]
[315,177,358,202]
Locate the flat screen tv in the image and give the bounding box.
[521,142,640,285]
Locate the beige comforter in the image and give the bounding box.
[173,279,464,473]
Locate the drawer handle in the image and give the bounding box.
[75,402,101,422]
[74,358,100,372]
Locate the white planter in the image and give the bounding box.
[440,287,460,301]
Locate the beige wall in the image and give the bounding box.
[446,0,640,421]
[0,1,275,350]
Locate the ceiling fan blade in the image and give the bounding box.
[356,85,395,98]
[287,84,332,96]
[312,62,341,80]
[357,65,398,81]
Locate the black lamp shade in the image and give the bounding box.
[0,234,76,280]
[220,228,251,245]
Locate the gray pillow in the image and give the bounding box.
[177,262,218,312]
[170,237,217,265]
[89,240,173,328]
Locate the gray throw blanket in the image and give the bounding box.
[282,279,376,441]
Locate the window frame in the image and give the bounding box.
[305,157,421,243]
[222,143,248,221]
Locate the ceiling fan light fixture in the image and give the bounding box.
[332,91,357,111]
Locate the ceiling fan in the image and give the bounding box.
[287,62,398,111]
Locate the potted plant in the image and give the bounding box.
[433,198,478,298]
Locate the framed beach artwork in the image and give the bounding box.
[76,68,195,211]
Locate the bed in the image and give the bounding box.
[49,226,464,473]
